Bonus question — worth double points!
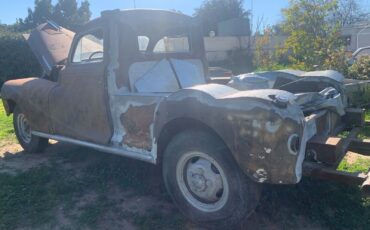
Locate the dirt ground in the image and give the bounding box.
[0,142,369,230]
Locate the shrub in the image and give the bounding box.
[0,27,41,87]
[348,56,370,80]
[322,48,349,76]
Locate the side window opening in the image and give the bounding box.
[136,34,190,54]
[153,35,190,53]
[138,36,149,52]
[72,29,104,63]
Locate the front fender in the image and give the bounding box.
[1,78,57,133]
[1,78,37,106]
[155,84,306,184]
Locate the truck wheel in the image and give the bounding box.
[13,106,48,153]
[162,130,260,228]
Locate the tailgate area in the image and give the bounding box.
[303,112,370,196]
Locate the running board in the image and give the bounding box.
[32,131,156,164]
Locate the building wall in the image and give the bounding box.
[342,24,370,52]
[204,36,249,62]
[204,36,287,62]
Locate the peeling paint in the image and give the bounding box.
[120,104,156,150]
[254,169,268,183]
[264,147,272,154]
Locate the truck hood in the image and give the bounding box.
[23,22,75,76]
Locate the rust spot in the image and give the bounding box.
[120,104,157,150]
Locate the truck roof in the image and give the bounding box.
[101,9,192,21]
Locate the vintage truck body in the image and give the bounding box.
[1,9,370,227]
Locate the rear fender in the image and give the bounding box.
[154,84,306,184]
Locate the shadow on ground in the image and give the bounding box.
[0,142,369,230]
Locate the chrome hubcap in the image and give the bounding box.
[176,151,229,212]
[17,113,32,144]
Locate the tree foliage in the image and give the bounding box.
[17,0,91,31]
[194,0,249,35]
[253,30,275,69]
[280,0,345,71]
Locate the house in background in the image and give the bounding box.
[342,22,370,52]
[204,17,251,63]
[205,20,370,63]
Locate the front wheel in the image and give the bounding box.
[13,106,48,153]
[162,130,260,228]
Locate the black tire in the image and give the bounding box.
[13,106,48,153]
[162,130,260,228]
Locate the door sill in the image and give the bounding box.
[32,131,156,164]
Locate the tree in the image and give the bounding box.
[253,29,274,69]
[24,0,53,28]
[52,0,91,30]
[17,0,91,31]
[280,0,345,71]
[332,0,370,26]
[77,1,92,25]
[194,0,249,35]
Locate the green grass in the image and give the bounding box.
[77,195,113,227]
[0,105,15,144]
[0,149,183,230]
[339,157,370,173]
[131,208,186,230]
[0,166,70,229]
[261,179,370,230]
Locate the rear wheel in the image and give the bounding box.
[162,130,260,228]
[13,106,48,153]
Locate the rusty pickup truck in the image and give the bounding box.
[1,9,370,228]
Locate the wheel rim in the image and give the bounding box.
[176,151,229,212]
[17,113,32,144]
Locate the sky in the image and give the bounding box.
[0,0,289,28]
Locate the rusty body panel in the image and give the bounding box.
[120,104,157,150]
[1,78,57,133]
[1,9,370,190]
[49,62,112,145]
